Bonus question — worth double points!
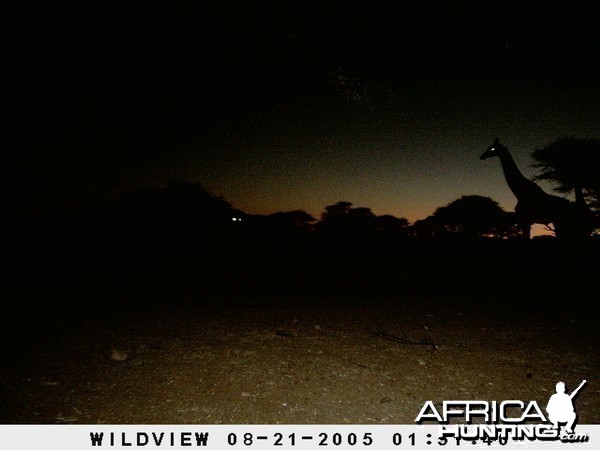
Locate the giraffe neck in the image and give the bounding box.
[498,150,538,200]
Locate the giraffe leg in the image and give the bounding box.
[553,222,563,239]
[515,205,531,240]
[520,222,531,240]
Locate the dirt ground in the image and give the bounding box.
[1,292,597,425]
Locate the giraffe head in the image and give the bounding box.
[480,137,507,160]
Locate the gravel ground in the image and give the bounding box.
[2,292,597,425]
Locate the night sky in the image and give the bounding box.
[6,3,600,224]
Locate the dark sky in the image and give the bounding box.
[6,3,600,224]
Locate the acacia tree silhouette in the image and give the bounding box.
[317,201,409,236]
[531,137,599,235]
[412,195,518,239]
[532,137,600,211]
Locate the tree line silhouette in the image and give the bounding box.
[0,182,544,257]
[3,137,598,339]
[4,137,598,264]
[14,179,588,252]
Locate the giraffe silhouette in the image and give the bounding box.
[480,138,591,240]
